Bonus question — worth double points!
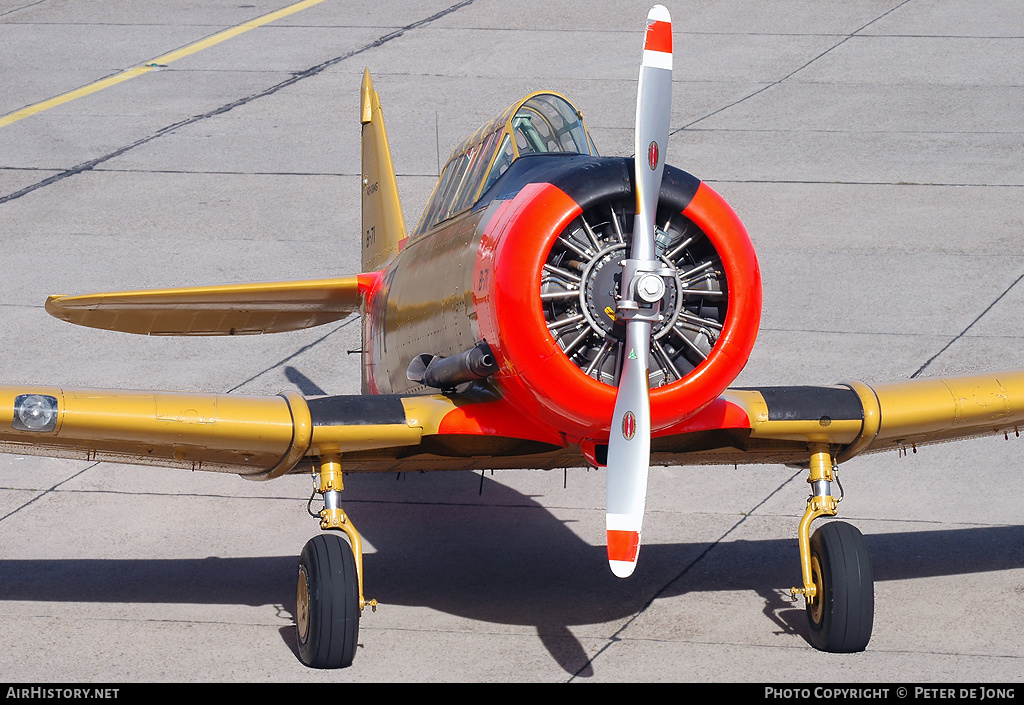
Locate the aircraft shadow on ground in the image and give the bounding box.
[2,471,1022,674]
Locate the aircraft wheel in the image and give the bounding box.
[296,533,360,668]
[805,520,874,653]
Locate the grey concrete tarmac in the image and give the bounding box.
[1,0,1022,683]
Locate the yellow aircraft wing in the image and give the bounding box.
[0,385,573,481]
[44,275,370,335]
[647,369,1024,468]
[4,366,1022,671]
[4,370,1022,483]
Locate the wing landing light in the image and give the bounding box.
[605,4,673,578]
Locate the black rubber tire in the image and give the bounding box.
[296,533,360,668]
[805,520,874,653]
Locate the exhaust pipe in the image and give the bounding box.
[406,342,498,390]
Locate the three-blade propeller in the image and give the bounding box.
[605,4,673,578]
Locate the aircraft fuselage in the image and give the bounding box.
[360,154,762,447]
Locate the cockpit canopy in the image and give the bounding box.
[412,92,598,236]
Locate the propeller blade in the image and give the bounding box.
[605,4,672,578]
[606,319,653,577]
[632,4,672,262]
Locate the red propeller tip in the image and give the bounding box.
[644,5,672,55]
[607,529,641,563]
[644,20,672,55]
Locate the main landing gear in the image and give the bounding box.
[296,454,376,669]
[791,443,874,652]
[290,449,875,663]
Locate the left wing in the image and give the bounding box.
[44,274,377,335]
[648,369,1024,467]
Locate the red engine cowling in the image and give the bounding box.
[474,156,761,442]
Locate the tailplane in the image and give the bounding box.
[360,69,406,272]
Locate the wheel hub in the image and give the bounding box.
[296,565,310,642]
[808,554,824,625]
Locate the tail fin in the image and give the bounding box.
[360,69,406,272]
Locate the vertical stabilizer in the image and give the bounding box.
[361,69,406,272]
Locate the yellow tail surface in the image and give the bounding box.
[360,69,406,272]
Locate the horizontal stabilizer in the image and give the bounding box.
[45,275,371,335]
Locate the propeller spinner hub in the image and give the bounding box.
[541,198,725,388]
[635,272,666,304]
[579,243,678,340]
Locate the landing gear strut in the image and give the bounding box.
[792,443,874,652]
[295,453,376,668]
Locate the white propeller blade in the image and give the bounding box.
[606,4,672,578]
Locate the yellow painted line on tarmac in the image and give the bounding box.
[0,0,328,128]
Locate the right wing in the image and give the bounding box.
[0,385,572,480]
[44,274,377,335]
